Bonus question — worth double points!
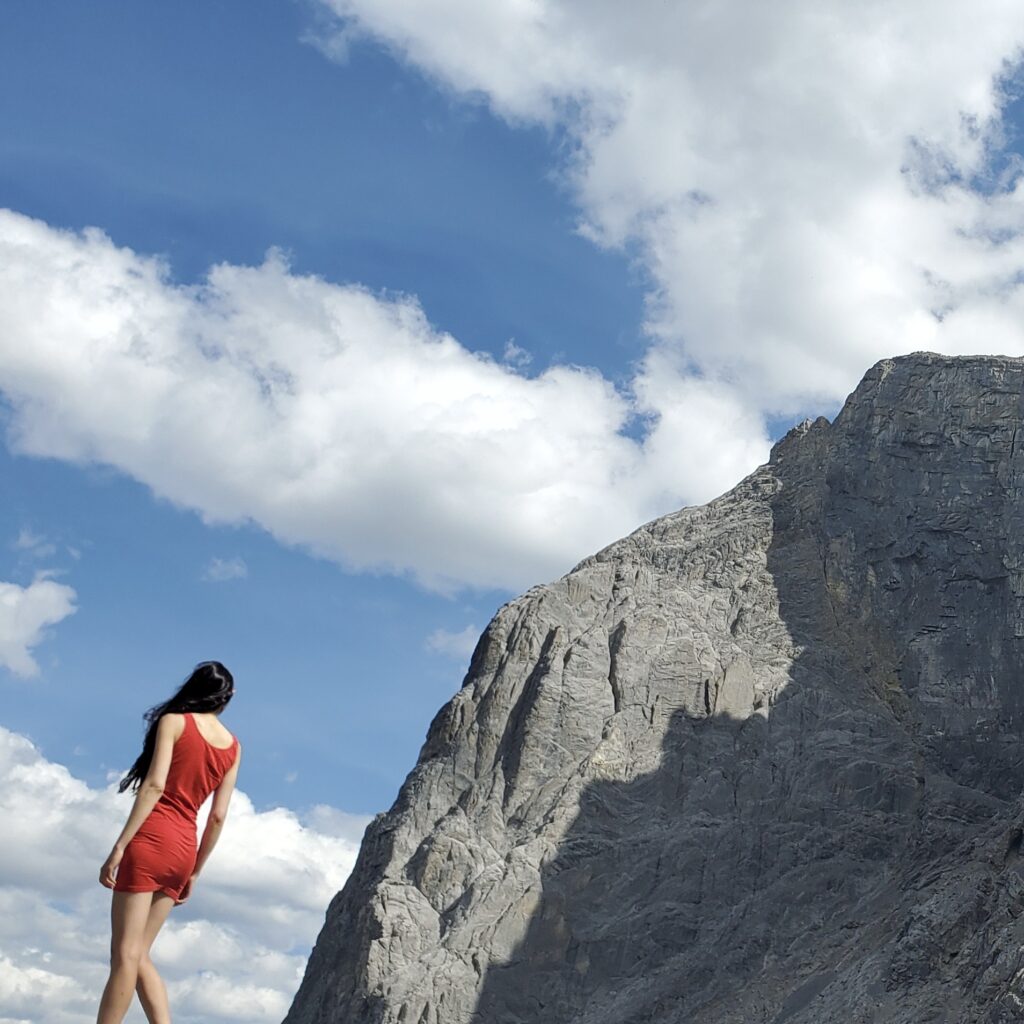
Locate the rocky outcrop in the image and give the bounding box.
[285,352,1024,1024]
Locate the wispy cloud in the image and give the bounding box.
[201,557,248,583]
[426,624,479,661]
[502,339,532,368]
[13,528,56,560]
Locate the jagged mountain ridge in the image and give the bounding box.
[286,352,1024,1024]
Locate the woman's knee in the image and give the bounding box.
[110,944,144,970]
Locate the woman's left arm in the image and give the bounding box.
[99,713,183,889]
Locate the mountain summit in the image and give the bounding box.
[286,353,1024,1024]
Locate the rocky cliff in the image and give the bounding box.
[285,353,1024,1024]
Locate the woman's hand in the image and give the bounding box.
[99,846,123,889]
[177,873,199,903]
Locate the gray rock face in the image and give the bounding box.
[285,352,1024,1024]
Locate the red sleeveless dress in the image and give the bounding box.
[115,712,239,902]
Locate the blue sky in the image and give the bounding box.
[4,3,1024,1022]
[0,0,649,816]
[0,2,645,375]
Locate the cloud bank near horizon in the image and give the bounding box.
[0,725,369,1024]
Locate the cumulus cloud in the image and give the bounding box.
[426,623,479,660]
[0,725,370,1024]
[312,0,1024,416]
[0,209,763,594]
[6,5,1024,596]
[0,576,76,677]
[202,557,249,583]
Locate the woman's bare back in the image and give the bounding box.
[190,712,235,750]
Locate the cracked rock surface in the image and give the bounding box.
[285,353,1024,1024]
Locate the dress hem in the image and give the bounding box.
[113,883,181,900]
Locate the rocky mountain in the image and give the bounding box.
[285,353,1024,1024]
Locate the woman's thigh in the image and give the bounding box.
[110,891,157,961]
[142,893,176,954]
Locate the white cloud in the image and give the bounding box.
[311,0,1024,417]
[302,803,373,843]
[0,725,370,1024]
[201,557,249,582]
[0,209,762,595]
[426,624,480,660]
[7,5,1024,598]
[0,576,76,677]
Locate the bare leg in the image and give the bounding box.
[136,893,176,1024]
[97,891,155,1024]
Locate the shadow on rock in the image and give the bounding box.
[470,356,1024,1024]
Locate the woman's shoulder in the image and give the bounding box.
[156,712,187,740]
[223,728,242,764]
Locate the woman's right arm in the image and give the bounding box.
[99,713,183,888]
[178,744,242,901]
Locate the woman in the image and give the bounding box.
[96,661,241,1024]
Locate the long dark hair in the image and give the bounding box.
[119,661,234,793]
